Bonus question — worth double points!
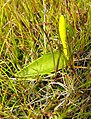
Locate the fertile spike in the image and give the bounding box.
[59,15,68,58]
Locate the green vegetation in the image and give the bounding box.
[0,0,91,118]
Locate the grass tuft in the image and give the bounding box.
[0,0,91,118]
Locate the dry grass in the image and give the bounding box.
[0,0,91,118]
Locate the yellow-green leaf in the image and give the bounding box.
[16,51,65,78]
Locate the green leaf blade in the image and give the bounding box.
[16,51,65,78]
